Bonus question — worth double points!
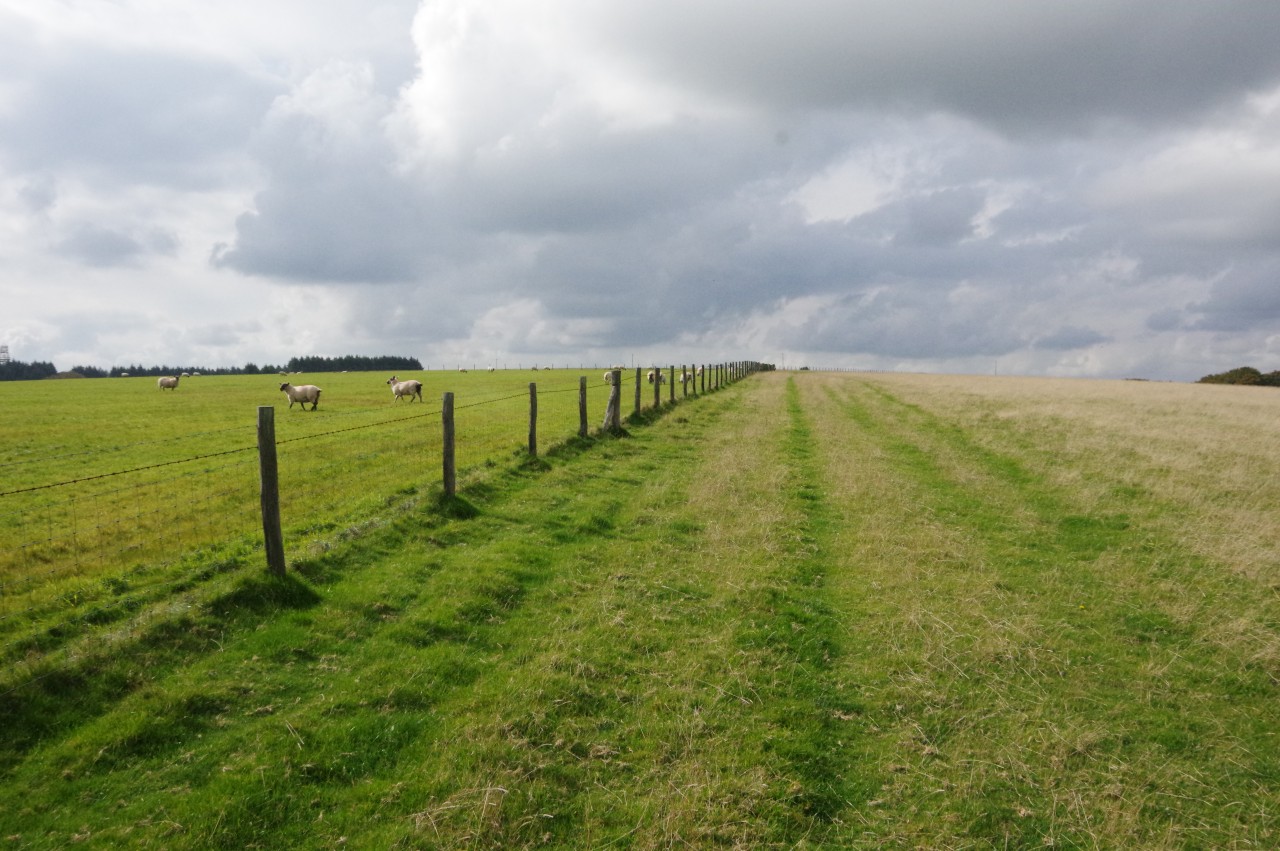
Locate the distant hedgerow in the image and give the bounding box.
[1197,366,1280,386]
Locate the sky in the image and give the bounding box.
[4,1,1280,380]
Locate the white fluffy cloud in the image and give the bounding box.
[4,1,1280,379]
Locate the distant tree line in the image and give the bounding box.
[283,355,423,373]
[0,355,423,381]
[1197,366,1280,386]
[0,360,58,381]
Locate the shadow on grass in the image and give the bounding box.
[0,572,322,776]
[436,492,482,520]
[203,572,322,616]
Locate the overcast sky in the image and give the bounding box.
[4,1,1280,379]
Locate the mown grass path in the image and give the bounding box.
[1,371,1277,849]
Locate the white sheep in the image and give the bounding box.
[157,376,179,391]
[646,369,657,384]
[679,370,692,385]
[603,371,616,385]
[386,375,423,403]
[280,382,322,410]
[696,365,704,377]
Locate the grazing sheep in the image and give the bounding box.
[280,382,322,410]
[157,376,179,391]
[646,369,657,384]
[180,372,190,378]
[603,371,615,385]
[679,370,692,384]
[696,365,704,377]
[488,366,495,372]
[459,367,468,373]
[386,375,423,403]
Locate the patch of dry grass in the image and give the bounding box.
[782,370,1280,847]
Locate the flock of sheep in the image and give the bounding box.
[276,376,424,411]
[154,373,424,411]
[155,365,707,411]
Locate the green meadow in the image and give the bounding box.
[0,369,631,684]
[1,369,1278,848]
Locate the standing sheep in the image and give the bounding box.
[279,382,322,410]
[386,375,423,403]
[157,376,179,390]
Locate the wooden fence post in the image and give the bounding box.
[633,367,642,416]
[256,406,286,578]
[442,392,456,497]
[528,382,538,457]
[668,365,675,403]
[578,375,588,438]
[652,366,660,409]
[604,370,622,431]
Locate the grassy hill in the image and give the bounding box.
[2,371,1278,848]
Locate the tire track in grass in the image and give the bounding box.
[733,377,874,831]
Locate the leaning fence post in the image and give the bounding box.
[256,406,286,578]
[578,376,588,438]
[528,382,538,457]
[442,392,456,497]
[603,370,622,431]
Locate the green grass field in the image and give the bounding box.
[0,368,660,691]
[1,370,1278,848]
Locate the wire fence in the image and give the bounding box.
[0,362,768,693]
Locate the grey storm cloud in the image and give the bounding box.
[1034,326,1110,351]
[595,1,1280,133]
[6,0,1280,380]
[754,287,1025,360]
[1189,261,1280,332]
[0,40,278,187]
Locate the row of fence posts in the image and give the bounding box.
[256,362,770,576]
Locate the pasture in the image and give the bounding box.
[1,369,1278,848]
[0,368,644,687]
